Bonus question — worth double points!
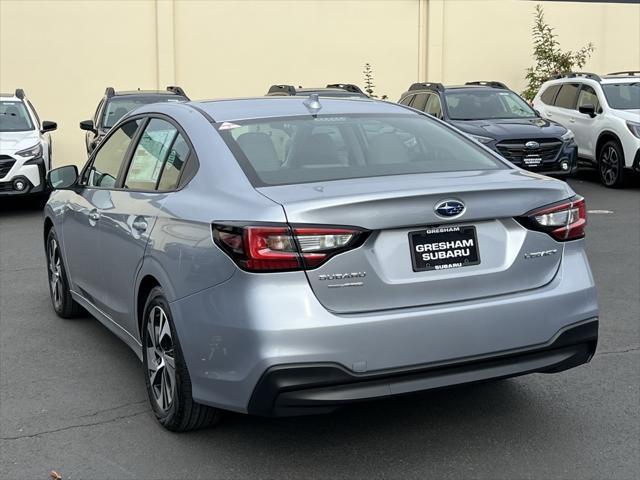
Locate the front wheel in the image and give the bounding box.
[46,228,83,318]
[142,287,221,431]
[598,140,625,188]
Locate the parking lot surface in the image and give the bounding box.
[1,171,638,480]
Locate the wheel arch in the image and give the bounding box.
[596,131,623,158]
[137,275,161,339]
[43,216,54,246]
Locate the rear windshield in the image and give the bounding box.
[0,101,34,132]
[444,90,536,120]
[217,114,506,186]
[102,95,187,128]
[602,83,640,110]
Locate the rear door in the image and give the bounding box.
[98,117,190,335]
[549,82,580,130]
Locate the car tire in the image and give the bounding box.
[598,140,625,188]
[46,228,84,318]
[142,287,221,432]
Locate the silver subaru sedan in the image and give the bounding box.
[43,95,598,431]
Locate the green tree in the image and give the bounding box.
[363,63,376,98]
[522,4,594,101]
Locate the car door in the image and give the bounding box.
[549,82,580,129]
[98,116,190,336]
[572,84,601,159]
[61,118,143,311]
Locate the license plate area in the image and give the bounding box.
[523,155,542,167]
[409,225,480,272]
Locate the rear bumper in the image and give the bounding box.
[169,240,598,414]
[248,319,598,416]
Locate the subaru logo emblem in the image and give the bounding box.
[525,140,540,150]
[434,200,465,218]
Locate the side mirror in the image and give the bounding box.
[578,104,596,118]
[41,120,57,133]
[47,165,78,190]
[80,119,96,133]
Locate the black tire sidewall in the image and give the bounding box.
[598,140,625,187]
[141,287,188,427]
[46,228,72,316]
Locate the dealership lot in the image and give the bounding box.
[0,172,638,479]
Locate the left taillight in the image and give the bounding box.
[212,223,368,272]
[517,196,587,241]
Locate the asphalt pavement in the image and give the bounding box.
[1,170,638,480]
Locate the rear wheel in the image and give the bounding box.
[46,229,83,318]
[598,140,625,188]
[142,287,221,431]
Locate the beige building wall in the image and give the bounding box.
[1,0,638,169]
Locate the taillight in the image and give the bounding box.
[212,223,368,272]
[517,196,587,241]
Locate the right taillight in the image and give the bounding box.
[517,196,587,241]
[212,223,368,272]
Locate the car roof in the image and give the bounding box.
[184,96,414,122]
[0,94,22,99]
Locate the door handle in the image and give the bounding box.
[569,118,576,123]
[132,218,148,232]
[88,211,100,222]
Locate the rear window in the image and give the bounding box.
[217,114,506,187]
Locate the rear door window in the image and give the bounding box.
[399,95,414,106]
[411,94,428,112]
[157,134,190,190]
[124,118,178,190]
[540,85,561,105]
[554,83,580,109]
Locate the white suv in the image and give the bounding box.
[0,89,57,199]
[533,71,640,187]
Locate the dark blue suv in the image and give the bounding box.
[399,81,578,176]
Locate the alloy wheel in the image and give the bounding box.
[600,146,619,186]
[47,237,63,310]
[145,306,176,413]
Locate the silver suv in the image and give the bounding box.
[44,96,598,431]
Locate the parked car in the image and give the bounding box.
[533,71,640,187]
[0,89,57,200]
[44,95,598,431]
[80,86,189,154]
[399,81,578,177]
[266,83,368,97]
